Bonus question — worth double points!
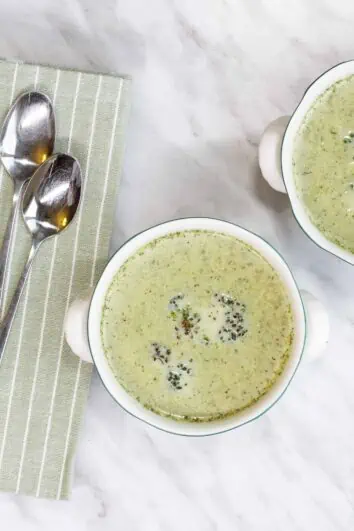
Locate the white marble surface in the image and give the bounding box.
[1,0,354,528]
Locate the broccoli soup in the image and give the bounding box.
[294,75,354,253]
[101,230,294,423]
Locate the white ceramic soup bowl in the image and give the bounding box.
[259,60,354,265]
[65,218,328,436]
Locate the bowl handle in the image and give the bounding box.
[64,289,94,363]
[258,116,290,193]
[300,290,329,363]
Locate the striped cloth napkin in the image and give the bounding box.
[0,60,130,499]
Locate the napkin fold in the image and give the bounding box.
[0,60,130,499]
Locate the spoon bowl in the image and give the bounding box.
[0,91,55,181]
[23,153,81,242]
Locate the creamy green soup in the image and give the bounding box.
[293,75,354,252]
[101,230,294,422]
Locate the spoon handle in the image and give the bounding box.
[0,242,39,360]
[0,181,24,316]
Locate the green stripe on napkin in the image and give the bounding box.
[0,60,130,499]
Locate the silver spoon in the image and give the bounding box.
[0,153,81,359]
[0,91,55,312]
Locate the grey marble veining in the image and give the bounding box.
[0,0,354,529]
